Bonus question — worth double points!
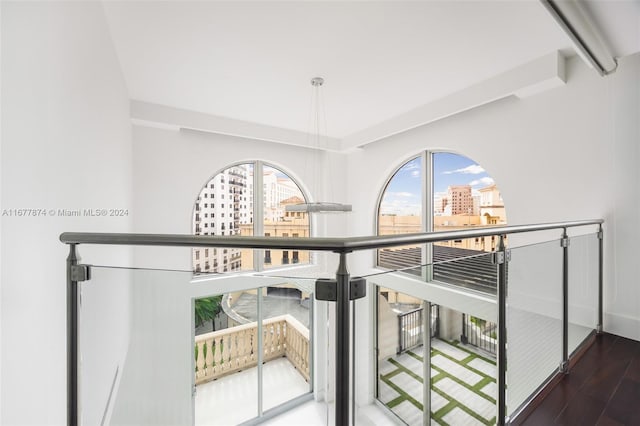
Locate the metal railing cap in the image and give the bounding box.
[60,219,602,252]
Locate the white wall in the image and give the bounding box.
[1,2,132,425]
[347,53,640,406]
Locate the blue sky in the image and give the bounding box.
[380,153,495,216]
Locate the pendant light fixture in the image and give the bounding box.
[286,77,352,213]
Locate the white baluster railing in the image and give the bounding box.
[195,314,310,385]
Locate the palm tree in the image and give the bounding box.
[195,296,223,330]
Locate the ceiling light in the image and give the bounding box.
[286,77,352,214]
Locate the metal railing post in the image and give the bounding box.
[461,313,468,344]
[597,224,604,334]
[561,228,569,373]
[335,252,351,425]
[67,244,79,426]
[397,314,403,354]
[423,301,431,426]
[257,287,264,416]
[496,235,508,426]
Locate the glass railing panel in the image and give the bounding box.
[78,265,134,426]
[506,240,563,417]
[79,265,195,426]
[79,262,321,426]
[568,233,599,355]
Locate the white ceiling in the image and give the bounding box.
[101,1,635,139]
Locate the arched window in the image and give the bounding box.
[192,162,309,274]
[377,151,507,274]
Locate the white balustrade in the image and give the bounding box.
[195,314,310,385]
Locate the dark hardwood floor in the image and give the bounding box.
[519,333,640,426]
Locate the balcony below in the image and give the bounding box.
[195,357,309,425]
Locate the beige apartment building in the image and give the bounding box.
[240,196,310,268]
[379,184,507,252]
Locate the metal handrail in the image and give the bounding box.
[60,219,602,252]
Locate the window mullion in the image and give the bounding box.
[423,151,433,282]
[254,161,265,272]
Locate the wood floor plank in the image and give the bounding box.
[605,337,640,363]
[554,391,606,425]
[599,378,640,425]
[624,356,640,382]
[581,359,628,403]
[596,414,625,426]
[520,380,578,426]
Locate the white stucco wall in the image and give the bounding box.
[1,2,133,425]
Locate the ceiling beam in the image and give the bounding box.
[340,51,567,151]
[130,100,343,152]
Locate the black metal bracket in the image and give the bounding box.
[71,264,91,282]
[350,277,366,300]
[315,277,366,301]
[492,250,511,265]
[315,279,336,301]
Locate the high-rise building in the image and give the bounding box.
[434,191,447,214]
[447,185,473,215]
[193,165,250,273]
[193,166,309,273]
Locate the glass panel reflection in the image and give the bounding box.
[80,266,195,426]
[568,233,599,355]
[506,240,563,416]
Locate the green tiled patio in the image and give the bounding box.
[379,339,497,425]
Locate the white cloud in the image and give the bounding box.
[443,164,485,175]
[411,170,420,178]
[380,201,421,216]
[469,177,495,187]
[401,161,420,171]
[388,191,415,198]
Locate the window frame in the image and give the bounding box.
[376,150,498,277]
[191,160,312,275]
[375,151,431,276]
